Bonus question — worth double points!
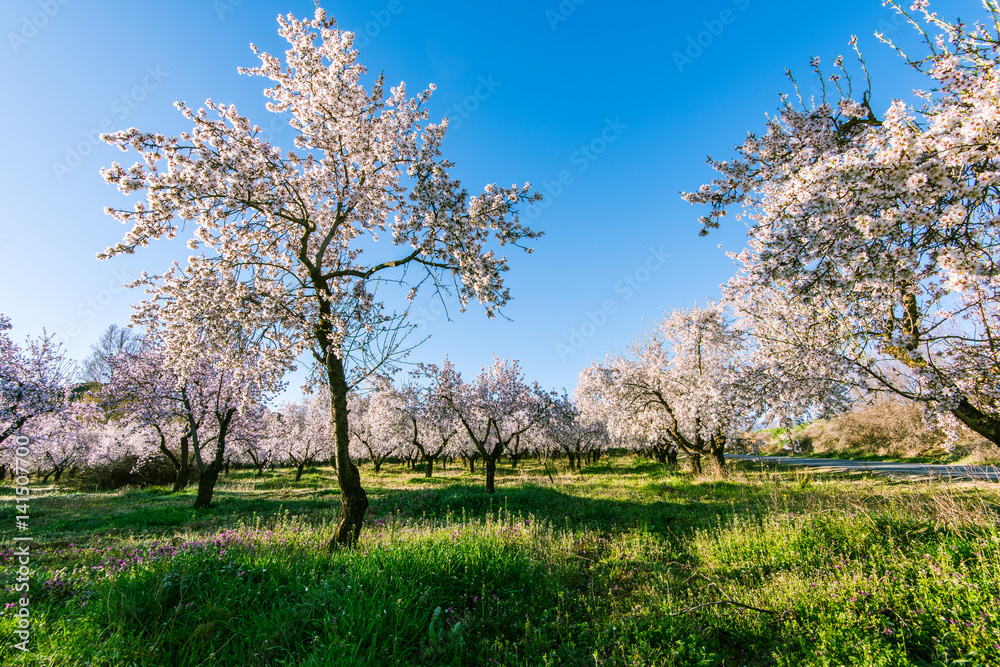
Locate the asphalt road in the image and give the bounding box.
[726,454,1000,482]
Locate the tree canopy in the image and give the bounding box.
[684,1,1000,446]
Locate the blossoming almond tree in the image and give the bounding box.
[575,364,663,461]
[401,370,463,478]
[579,355,686,467]
[174,357,267,508]
[265,392,331,482]
[0,314,73,446]
[580,304,759,473]
[428,356,552,493]
[229,408,272,477]
[542,391,607,471]
[102,346,193,492]
[103,341,267,507]
[22,408,92,483]
[100,6,540,545]
[83,419,159,479]
[683,1,1000,446]
[347,387,404,474]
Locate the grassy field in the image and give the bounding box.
[2,456,999,666]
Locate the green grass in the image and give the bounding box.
[2,457,999,666]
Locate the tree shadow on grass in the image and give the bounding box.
[25,470,777,543]
[28,456,853,544]
[575,458,673,476]
[357,482,766,538]
[404,476,457,485]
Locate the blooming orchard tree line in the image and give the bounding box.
[0,318,605,494]
[395,376,464,478]
[578,303,766,474]
[541,390,609,472]
[265,390,331,482]
[347,382,406,475]
[2,1,999,548]
[425,356,555,493]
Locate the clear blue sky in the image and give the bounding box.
[0,0,974,398]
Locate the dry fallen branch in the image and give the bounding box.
[668,598,794,621]
[672,571,794,620]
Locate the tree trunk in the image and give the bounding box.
[172,434,191,493]
[711,442,726,470]
[425,456,435,478]
[156,426,183,492]
[173,466,191,493]
[295,461,306,482]
[327,354,368,549]
[690,452,702,475]
[951,398,1000,446]
[193,459,222,509]
[485,456,498,494]
[192,409,233,510]
[667,449,678,467]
